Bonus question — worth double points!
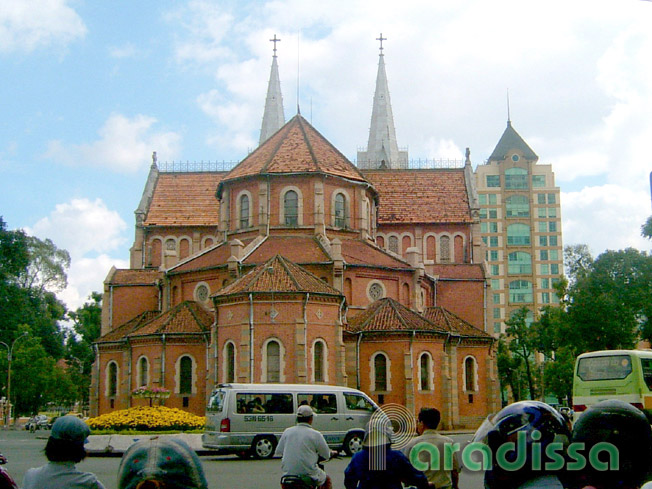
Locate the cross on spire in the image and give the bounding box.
[376,33,387,55]
[270,34,281,57]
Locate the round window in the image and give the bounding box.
[511,154,520,162]
[369,282,384,301]
[195,284,209,302]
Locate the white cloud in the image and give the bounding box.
[108,43,139,59]
[44,113,182,173]
[0,0,86,54]
[27,198,127,259]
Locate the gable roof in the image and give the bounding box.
[106,268,162,286]
[217,115,371,197]
[346,297,447,334]
[128,301,213,337]
[363,169,473,224]
[340,239,411,269]
[97,310,160,343]
[422,306,492,338]
[215,254,341,297]
[144,172,225,226]
[488,121,538,162]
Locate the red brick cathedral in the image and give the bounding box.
[92,42,500,429]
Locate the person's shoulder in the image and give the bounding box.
[517,475,564,489]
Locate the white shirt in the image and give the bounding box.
[275,422,331,484]
[23,462,106,489]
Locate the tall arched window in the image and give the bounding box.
[225,342,236,383]
[138,357,148,387]
[314,340,325,382]
[179,356,193,394]
[507,223,531,246]
[419,353,432,391]
[239,194,250,228]
[284,191,298,226]
[334,193,348,228]
[508,252,532,274]
[505,195,530,218]
[440,236,451,262]
[505,167,528,189]
[374,354,388,391]
[107,362,118,397]
[266,340,281,382]
[509,280,533,303]
[464,356,477,391]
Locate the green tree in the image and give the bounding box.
[642,215,652,240]
[543,346,575,405]
[18,235,71,293]
[564,244,593,287]
[504,307,538,399]
[0,217,29,283]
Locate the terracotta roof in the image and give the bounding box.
[144,172,224,226]
[243,236,330,264]
[215,254,341,297]
[169,239,252,274]
[106,269,162,286]
[488,121,538,162]
[217,115,371,196]
[364,169,473,224]
[340,239,411,269]
[430,263,486,280]
[97,310,160,343]
[346,298,447,334]
[129,301,213,337]
[422,306,491,338]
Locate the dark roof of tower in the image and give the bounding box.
[217,115,373,198]
[214,254,341,297]
[488,121,538,162]
[346,297,447,334]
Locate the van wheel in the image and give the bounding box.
[343,432,364,456]
[252,436,276,459]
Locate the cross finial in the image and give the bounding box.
[270,34,281,57]
[376,33,387,55]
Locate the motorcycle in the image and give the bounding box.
[280,451,340,489]
[0,454,19,489]
[25,415,50,432]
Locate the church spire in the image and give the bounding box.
[357,33,407,169]
[259,34,285,145]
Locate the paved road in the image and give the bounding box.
[0,429,485,489]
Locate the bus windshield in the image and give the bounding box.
[208,390,226,412]
[577,354,633,381]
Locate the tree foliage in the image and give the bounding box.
[642,215,652,240]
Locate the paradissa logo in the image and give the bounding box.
[407,431,619,472]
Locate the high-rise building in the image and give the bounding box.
[475,121,564,334]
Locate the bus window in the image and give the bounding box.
[208,390,226,412]
[298,393,337,413]
[642,359,652,390]
[344,393,375,411]
[577,354,632,381]
[236,393,293,414]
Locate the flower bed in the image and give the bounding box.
[87,406,205,432]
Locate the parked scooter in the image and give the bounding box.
[0,454,19,489]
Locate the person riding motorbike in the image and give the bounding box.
[0,453,20,489]
[274,405,338,489]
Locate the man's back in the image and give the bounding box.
[275,423,331,483]
[403,429,459,489]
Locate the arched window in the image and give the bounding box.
[388,236,399,254]
[506,195,530,218]
[314,340,325,382]
[508,252,532,274]
[138,356,148,387]
[225,342,236,383]
[107,362,118,397]
[440,236,451,262]
[334,193,348,228]
[239,194,250,228]
[374,353,388,391]
[509,280,533,303]
[284,190,298,226]
[419,353,432,391]
[464,356,477,391]
[266,340,281,382]
[507,223,531,246]
[179,356,193,394]
[505,167,528,189]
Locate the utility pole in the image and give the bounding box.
[1,332,29,427]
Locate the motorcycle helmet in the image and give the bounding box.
[473,401,571,489]
[571,400,652,489]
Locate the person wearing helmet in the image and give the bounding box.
[472,400,571,489]
[569,399,652,489]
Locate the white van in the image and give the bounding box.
[202,383,378,459]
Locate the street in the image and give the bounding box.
[0,429,484,489]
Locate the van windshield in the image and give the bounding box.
[208,390,226,412]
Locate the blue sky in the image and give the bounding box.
[2,0,652,310]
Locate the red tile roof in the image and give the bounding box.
[107,269,162,286]
[346,298,447,334]
[243,236,330,264]
[218,115,371,196]
[169,239,253,274]
[129,301,213,336]
[215,254,341,297]
[341,239,411,269]
[422,306,491,338]
[97,310,160,343]
[363,169,473,224]
[144,172,224,226]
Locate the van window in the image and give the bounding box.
[298,393,337,413]
[642,359,652,390]
[236,393,293,414]
[208,390,226,412]
[344,393,375,411]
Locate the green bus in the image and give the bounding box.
[573,349,652,418]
